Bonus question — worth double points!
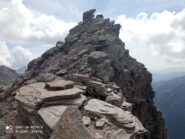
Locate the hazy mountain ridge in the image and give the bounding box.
[153,74,185,139]
[0,65,18,86]
[16,66,27,74]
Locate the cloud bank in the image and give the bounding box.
[0,0,76,69]
[0,42,35,69]
[0,0,76,44]
[116,9,185,70]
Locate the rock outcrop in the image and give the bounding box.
[0,9,167,139]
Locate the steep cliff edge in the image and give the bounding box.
[0,9,167,139]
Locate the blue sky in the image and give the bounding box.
[0,0,185,72]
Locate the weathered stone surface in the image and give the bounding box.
[121,101,133,112]
[45,80,74,90]
[15,82,83,109]
[96,14,104,19]
[83,9,96,21]
[88,51,107,64]
[42,94,86,107]
[82,116,91,126]
[68,73,102,83]
[38,105,68,129]
[95,117,108,129]
[56,41,64,48]
[35,73,57,82]
[0,85,5,93]
[50,106,94,139]
[106,92,122,107]
[84,99,146,133]
[86,81,107,97]
[55,69,68,76]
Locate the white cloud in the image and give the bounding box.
[116,9,185,71]
[0,42,12,67]
[0,0,76,69]
[0,42,36,69]
[0,0,76,44]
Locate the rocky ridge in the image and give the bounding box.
[0,9,167,139]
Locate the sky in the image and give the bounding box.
[0,0,185,72]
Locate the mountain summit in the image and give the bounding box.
[0,9,167,139]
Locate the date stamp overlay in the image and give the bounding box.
[5,125,43,134]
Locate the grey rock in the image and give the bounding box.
[84,99,146,133]
[96,14,104,19]
[88,51,108,64]
[15,82,84,109]
[106,92,122,107]
[86,81,107,97]
[50,106,94,139]
[83,9,96,21]
[82,116,91,126]
[121,102,133,112]
[38,105,68,129]
[95,117,108,129]
[35,73,57,82]
[56,41,64,48]
[45,80,74,90]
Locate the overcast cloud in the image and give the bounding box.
[116,9,185,70]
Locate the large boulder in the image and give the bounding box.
[50,106,94,139]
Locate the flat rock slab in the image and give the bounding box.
[41,94,86,108]
[84,99,146,133]
[38,105,68,129]
[50,106,94,139]
[45,80,74,90]
[15,82,83,109]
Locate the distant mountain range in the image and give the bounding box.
[152,68,185,83]
[16,66,27,74]
[153,71,185,139]
[0,65,18,86]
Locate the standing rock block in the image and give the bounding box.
[38,105,68,129]
[83,9,96,22]
[50,106,94,139]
